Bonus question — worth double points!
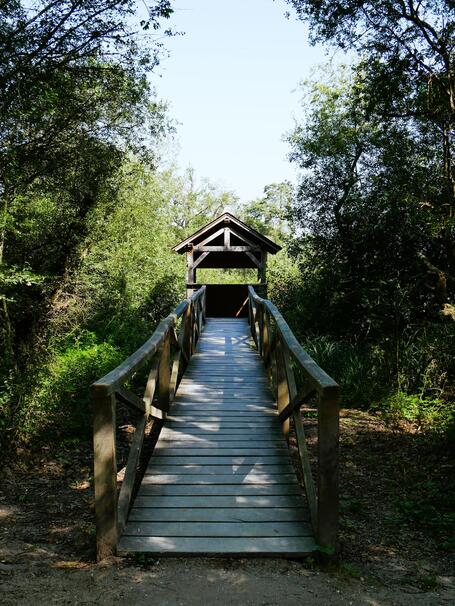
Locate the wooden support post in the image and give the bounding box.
[92,392,118,560]
[262,309,271,381]
[186,248,194,298]
[183,301,192,361]
[275,337,290,439]
[157,332,171,413]
[224,227,230,248]
[317,389,340,553]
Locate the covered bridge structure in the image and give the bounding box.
[173,212,281,316]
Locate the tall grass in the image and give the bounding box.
[300,323,455,439]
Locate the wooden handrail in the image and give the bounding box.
[248,286,340,554]
[91,286,206,560]
[91,287,206,397]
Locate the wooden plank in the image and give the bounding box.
[158,433,283,442]
[144,350,161,418]
[141,474,298,485]
[123,521,312,538]
[145,465,294,475]
[156,440,285,449]
[275,336,290,439]
[159,429,282,438]
[118,536,317,555]
[171,405,276,413]
[293,408,318,531]
[176,387,273,394]
[175,395,275,401]
[180,376,268,382]
[128,507,309,523]
[115,387,145,413]
[152,447,288,456]
[138,485,302,496]
[159,430,282,439]
[164,421,280,429]
[168,411,279,418]
[133,495,307,508]
[150,456,291,465]
[165,417,278,424]
[175,392,274,399]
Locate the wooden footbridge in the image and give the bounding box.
[91,214,339,560]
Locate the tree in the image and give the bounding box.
[241,182,293,243]
[287,63,445,337]
[286,1,454,311]
[160,167,239,239]
[1,0,173,256]
[0,1,172,394]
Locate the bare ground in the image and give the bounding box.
[0,409,454,605]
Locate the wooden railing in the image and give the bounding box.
[90,286,206,560]
[248,286,340,553]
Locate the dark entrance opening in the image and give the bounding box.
[205,284,248,317]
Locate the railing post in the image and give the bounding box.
[317,388,340,553]
[183,300,192,361]
[92,392,118,560]
[202,286,206,324]
[158,331,171,413]
[257,302,263,357]
[262,309,271,378]
[275,336,290,439]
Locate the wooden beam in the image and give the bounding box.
[157,332,171,414]
[143,350,161,417]
[317,390,340,552]
[194,246,260,252]
[117,413,148,534]
[115,387,146,414]
[246,251,261,268]
[93,393,118,560]
[224,227,230,248]
[192,251,210,268]
[228,226,259,248]
[278,386,316,423]
[275,337,290,439]
[197,227,225,247]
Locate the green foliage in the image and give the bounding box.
[17,332,123,442]
[1,158,243,450]
[376,392,455,436]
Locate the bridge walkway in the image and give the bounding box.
[118,318,316,556]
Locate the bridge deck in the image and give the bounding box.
[118,318,316,556]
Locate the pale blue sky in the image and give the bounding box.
[152,0,330,201]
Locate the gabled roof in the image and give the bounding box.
[173,212,281,254]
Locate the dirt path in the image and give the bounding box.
[1,409,453,605]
